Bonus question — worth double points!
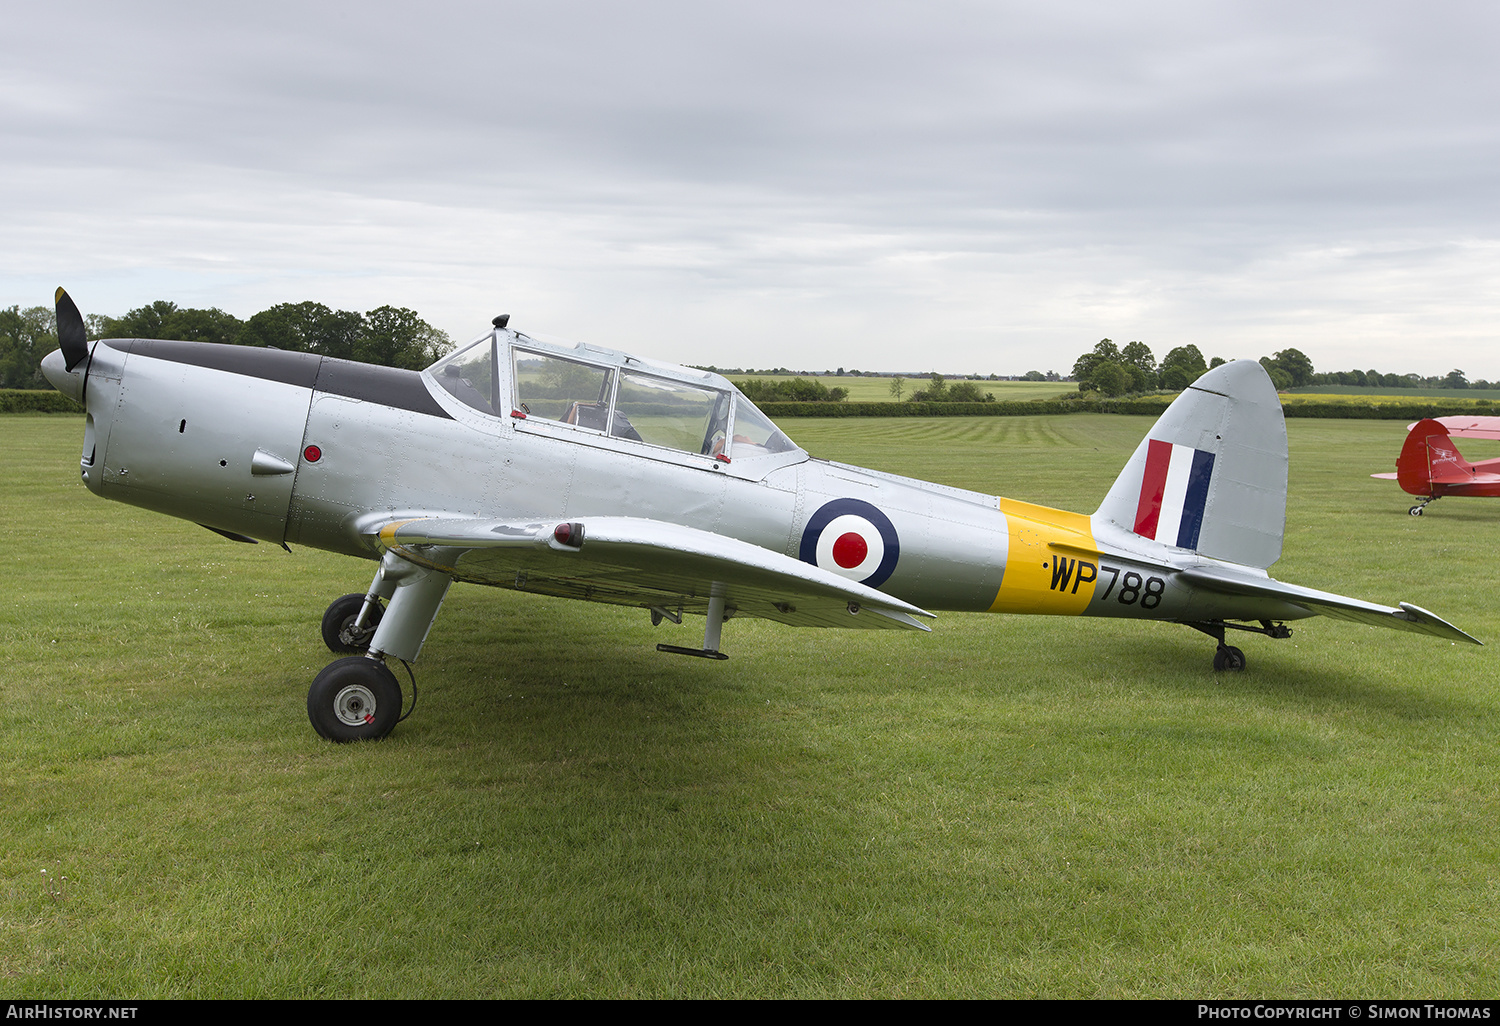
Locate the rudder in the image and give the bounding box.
[1094,360,1287,570]
[1398,419,1468,494]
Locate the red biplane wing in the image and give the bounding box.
[1407,416,1500,441]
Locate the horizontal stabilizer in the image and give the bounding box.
[1177,566,1480,645]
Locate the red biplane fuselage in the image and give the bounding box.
[1373,417,1500,515]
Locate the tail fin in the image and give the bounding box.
[1397,419,1470,494]
[1094,360,1287,570]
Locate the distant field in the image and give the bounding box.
[4,413,1498,997]
[731,376,1500,408]
[728,374,1072,402]
[1285,385,1500,401]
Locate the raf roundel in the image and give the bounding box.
[798,498,900,588]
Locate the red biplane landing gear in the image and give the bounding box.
[321,593,385,654]
[1409,496,1439,516]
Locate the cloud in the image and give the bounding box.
[4,0,1498,377]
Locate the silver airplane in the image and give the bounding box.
[41,289,1478,742]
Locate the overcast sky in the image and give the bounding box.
[5,0,1499,378]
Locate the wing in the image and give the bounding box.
[1177,565,1480,644]
[1416,416,1500,441]
[364,515,934,631]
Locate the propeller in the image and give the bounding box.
[55,287,90,371]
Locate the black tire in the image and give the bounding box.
[1409,506,1424,516]
[321,593,382,654]
[307,657,402,741]
[1213,646,1247,672]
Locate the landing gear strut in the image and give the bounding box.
[308,551,453,741]
[1186,619,1292,672]
[1409,496,1439,516]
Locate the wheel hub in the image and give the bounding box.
[333,684,378,726]
[339,619,373,647]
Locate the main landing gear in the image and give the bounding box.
[1186,619,1292,672]
[1409,496,1439,516]
[307,657,403,742]
[308,552,453,742]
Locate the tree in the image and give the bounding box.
[1258,358,1293,390]
[1442,369,1468,390]
[1090,361,1131,396]
[944,381,995,402]
[359,305,453,370]
[0,305,56,389]
[167,307,244,345]
[101,301,243,345]
[1264,348,1314,387]
[908,372,949,401]
[236,301,365,360]
[1071,339,1159,394]
[734,377,847,402]
[1072,339,1120,386]
[237,303,316,351]
[1120,341,1157,389]
[101,300,179,339]
[1158,345,1208,390]
[1023,370,1046,381]
[888,375,905,401]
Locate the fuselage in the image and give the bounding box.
[47,328,1314,629]
[39,293,1479,743]
[1420,460,1500,499]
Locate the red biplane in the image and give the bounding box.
[1372,416,1500,515]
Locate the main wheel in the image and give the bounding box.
[307,657,402,741]
[321,593,383,654]
[1213,646,1247,672]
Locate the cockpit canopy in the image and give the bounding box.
[427,329,801,463]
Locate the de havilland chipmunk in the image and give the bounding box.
[1372,416,1500,515]
[41,288,1478,741]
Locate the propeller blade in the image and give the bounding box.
[55,287,90,371]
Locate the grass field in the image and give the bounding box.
[728,374,1072,402]
[4,413,1498,998]
[1285,385,1500,401]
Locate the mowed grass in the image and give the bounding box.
[3,413,1498,998]
[729,374,1071,402]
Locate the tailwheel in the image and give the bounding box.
[1213,646,1247,672]
[1188,619,1284,671]
[307,657,402,741]
[1409,505,1424,516]
[321,593,383,654]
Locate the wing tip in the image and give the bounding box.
[1397,602,1483,645]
